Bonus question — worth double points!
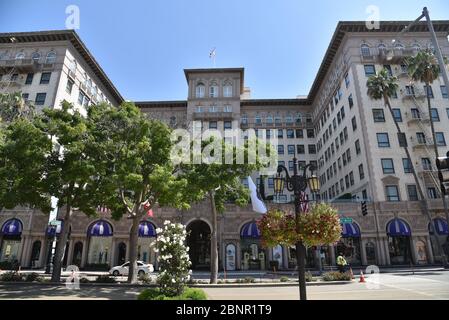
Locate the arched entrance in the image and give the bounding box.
[30,240,41,268]
[240,221,265,270]
[0,219,23,263]
[387,218,412,265]
[336,221,362,266]
[137,221,157,265]
[186,220,211,270]
[72,242,83,267]
[87,220,113,267]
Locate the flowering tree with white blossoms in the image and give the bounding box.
[155,220,192,296]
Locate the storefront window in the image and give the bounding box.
[387,218,412,265]
[240,222,265,270]
[365,241,376,265]
[336,238,362,266]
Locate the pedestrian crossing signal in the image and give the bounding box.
[361,201,368,216]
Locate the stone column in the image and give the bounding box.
[410,237,418,265]
[38,237,46,268]
[81,239,88,268]
[360,238,368,266]
[426,237,435,264]
[383,237,391,265]
[66,239,74,266]
[236,241,241,270]
[110,238,117,266]
[18,235,29,267]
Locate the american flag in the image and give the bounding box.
[299,191,309,213]
[97,206,111,214]
[144,203,154,217]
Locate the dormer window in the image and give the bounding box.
[196,83,205,98]
[15,52,25,60]
[209,82,218,98]
[46,52,56,64]
[32,52,41,62]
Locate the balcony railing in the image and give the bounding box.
[411,139,435,149]
[192,111,234,120]
[240,118,313,128]
[0,58,40,72]
[361,46,420,63]
[405,111,430,123]
[402,88,427,100]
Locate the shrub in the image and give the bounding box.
[25,273,43,282]
[305,271,315,282]
[322,271,352,281]
[94,275,116,283]
[244,277,255,283]
[0,272,23,282]
[0,261,14,270]
[280,276,289,282]
[138,287,207,300]
[138,273,152,284]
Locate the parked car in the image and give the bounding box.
[109,261,154,276]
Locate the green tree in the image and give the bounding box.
[367,68,442,256]
[87,102,191,284]
[0,92,35,123]
[181,137,265,284]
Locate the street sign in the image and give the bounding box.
[49,220,61,226]
[340,217,353,224]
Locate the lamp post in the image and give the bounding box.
[274,157,320,301]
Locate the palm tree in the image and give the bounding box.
[0,92,35,123]
[406,49,447,159]
[367,68,442,262]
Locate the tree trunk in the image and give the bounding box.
[209,191,218,284]
[384,96,442,259]
[51,205,71,282]
[127,215,139,284]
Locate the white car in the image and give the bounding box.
[109,261,154,276]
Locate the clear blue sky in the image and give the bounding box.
[1,0,448,101]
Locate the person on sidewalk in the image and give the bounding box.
[336,253,347,273]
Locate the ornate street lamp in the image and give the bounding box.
[274,157,320,300]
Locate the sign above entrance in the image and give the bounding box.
[340,217,353,224]
[49,220,62,226]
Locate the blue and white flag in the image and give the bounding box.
[247,176,267,214]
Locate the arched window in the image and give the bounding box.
[241,113,248,125]
[46,52,56,64]
[361,44,371,57]
[395,43,404,51]
[266,114,273,124]
[413,43,421,51]
[195,82,205,98]
[86,79,92,93]
[295,113,302,124]
[15,52,25,60]
[223,81,233,97]
[209,81,218,98]
[31,52,41,62]
[378,43,387,54]
[285,114,293,124]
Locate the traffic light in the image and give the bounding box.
[436,151,449,195]
[361,201,368,216]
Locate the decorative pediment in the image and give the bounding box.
[381,175,400,184]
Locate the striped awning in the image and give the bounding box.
[1,218,23,236]
[87,220,113,237]
[46,222,63,237]
[240,221,261,239]
[387,218,411,236]
[138,221,157,237]
[341,222,361,238]
[429,218,449,235]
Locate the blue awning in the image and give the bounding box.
[341,222,361,238]
[87,220,113,237]
[429,218,449,235]
[138,221,157,237]
[240,222,261,239]
[1,218,23,236]
[387,218,411,236]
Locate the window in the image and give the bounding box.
[407,185,419,201]
[308,145,316,154]
[392,108,402,122]
[278,145,284,155]
[345,175,350,189]
[255,114,262,125]
[361,44,371,57]
[431,108,440,121]
[287,129,294,139]
[277,129,283,139]
[25,73,34,85]
[355,139,361,155]
[46,52,56,64]
[351,116,357,131]
[377,133,390,147]
[66,78,74,94]
[398,133,407,147]
[297,145,305,154]
[278,161,285,167]
[21,93,29,101]
[402,158,412,173]
[209,83,218,98]
[195,83,205,98]
[241,114,248,124]
[386,186,400,201]
[268,178,274,189]
[224,121,232,130]
[373,109,385,122]
[422,158,432,171]
[416,132,426,144]
[287,145,295,155]
[424,85,434,98]
[344,73,350,88]
[223,85,233,97]
[349,172,355,186]
[343,127,348,141]
[35,93,46,105]
[381,158,395,174]
[307,129,315,138]
[436,132,446,146]
[340,106,345,119]
[364,64,376,76]
[428,187,438,199]
[405,85,416,96]
[31,52,40,61]
[15,52,25,60]
[288,161,294,171]
[383,65,393,76]
[295,129,303,138]
[78,90,85,105]
[285,115,293,124]
[441,86,448,99]
[83,96,90,108]
[298,161,306,170]
[359,164,365,180]
[348,94,354,109]
[223,105,232,113]
[209,121,217,129]
[208,105,218,112]
[274,115,282,125]
[40,72,51,84]
[362,189,368,200]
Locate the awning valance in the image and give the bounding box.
[240,221,261,239]
[1,218,23,236]
[429,218,449,235]
[138,221,157,237]
[387,218,411,236]
[341,222,361,238]
[87,220,113,237]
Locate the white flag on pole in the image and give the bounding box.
[247,176,267,214]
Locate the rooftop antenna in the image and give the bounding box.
[209,47,216,68]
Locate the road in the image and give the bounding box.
[0,271,448,300]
